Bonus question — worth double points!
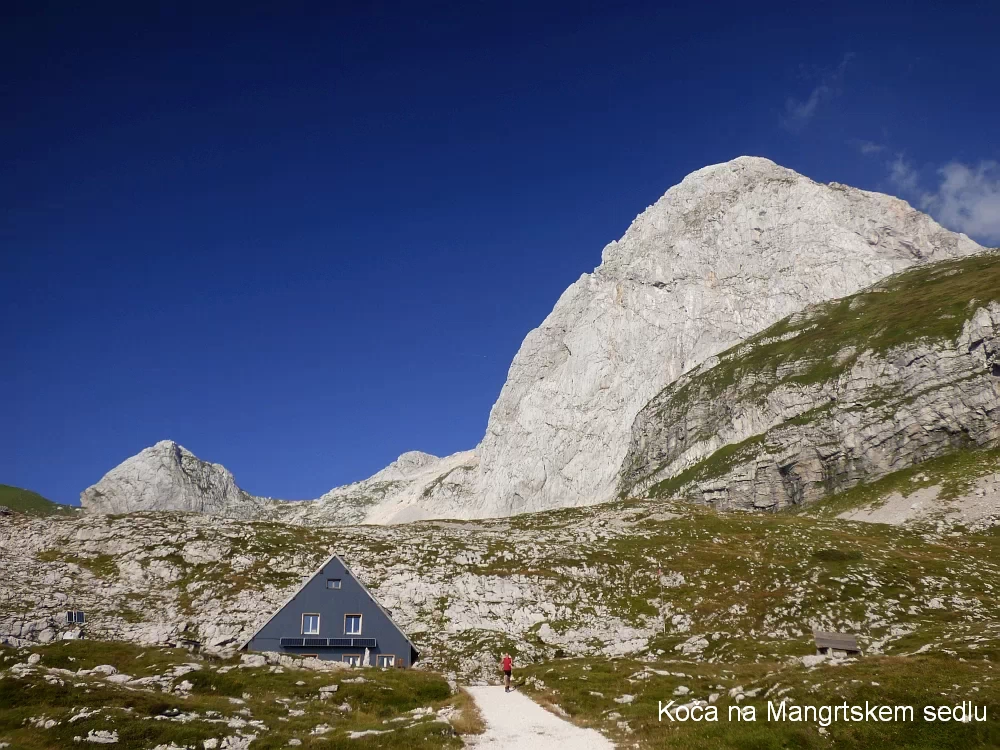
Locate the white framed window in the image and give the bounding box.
[327,579,342,590]
[302,613,320,635]
[377,654,395,668]
[345,614,362,635]
[343,654,361,666]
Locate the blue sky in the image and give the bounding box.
[3,1,998,505]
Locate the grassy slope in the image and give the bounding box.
[0,484,76,516]
[17,496,1000,673]
[0,639,468,749]
[7,492,1000,747]
[632,250,1000,498]
[798,444,1000,520]
[520,652,999,749]
[683,250,1000,398]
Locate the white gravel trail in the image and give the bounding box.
[465,685,615,749]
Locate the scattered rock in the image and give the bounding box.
[84,730,119,744]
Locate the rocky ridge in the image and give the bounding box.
[79,157,984,523]
[80,444,481,525]
[620,252,1000,509]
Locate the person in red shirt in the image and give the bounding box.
[501,653,513,692]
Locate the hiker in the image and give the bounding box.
[502,653,513,692]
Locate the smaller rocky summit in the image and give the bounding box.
[280,449,479,525]
[80,440,273,519]
[80,440,479,525]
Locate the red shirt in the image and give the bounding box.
[502,656,512,671]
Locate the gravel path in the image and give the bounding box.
[465,685,614,749]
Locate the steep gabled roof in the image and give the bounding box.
[342,556,420,660]
[238,553,419,659]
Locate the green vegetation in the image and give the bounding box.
[693,250,1000,398]
[625,251,1000,500]
[0,639,467,749]
[35,550,119,578]
[448,689,486,735]
[800,444,1000,520]
[647,434,764,498]
[398,491,1000,676]
[0,484,76,516]
[10,434,1000,748]
[521,653,1000,749]
[158,522,331,615]
[811,547,863,563]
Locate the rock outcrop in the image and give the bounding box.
[279,450,479,525]
[619,253,1000,509]
[80,441,275,519]
[79,157,984,522]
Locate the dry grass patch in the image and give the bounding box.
[449,688,486,735]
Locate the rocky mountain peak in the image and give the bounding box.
[377,451,442,479]
[474,156,982,517]
[80,440,270,519]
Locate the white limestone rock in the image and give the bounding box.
[281,449,479,525]
[80,441,274,518]
[473,157,981,517]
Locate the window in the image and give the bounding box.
[342,654,361,666]
[302,613,320,635]
[326,579,342,590]
[377,654,395,668]
[345,614,362,635]
[66,611,85,624]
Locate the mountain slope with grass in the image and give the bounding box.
[619,251,1000,512]
[3,479,1000,747]
[0,484,77,517]
[5,483,1000,677]
[0,638,471,749]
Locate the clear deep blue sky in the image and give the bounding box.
[3,1,998,505]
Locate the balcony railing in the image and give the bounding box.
[279,637,377,648]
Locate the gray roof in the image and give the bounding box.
[813,631,860,651]
[239,553,419,657]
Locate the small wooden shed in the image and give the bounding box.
[813,631,861,657]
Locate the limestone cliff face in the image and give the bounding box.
[473,157,982,516]
[619,254,1000,509]
[80,441,275,519]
